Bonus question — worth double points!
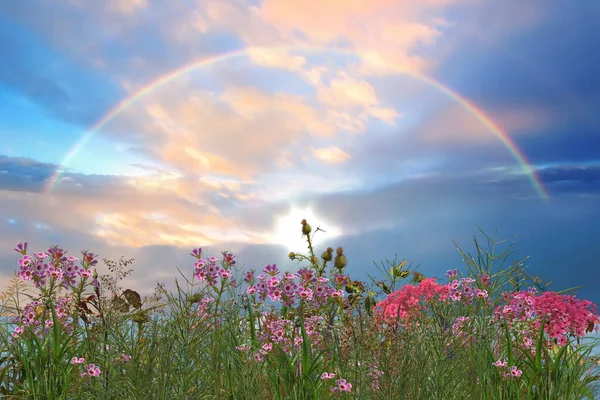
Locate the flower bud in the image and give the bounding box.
[301,219,312,236]
[321,247,333,262]
[288,252,296,260]
[334,254,347,270]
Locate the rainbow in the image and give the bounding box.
[43,45,550,201]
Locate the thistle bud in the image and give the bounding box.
[336,247,344,256]
[288,252,296,260]
[321,247,333,262]
[334,253,347,270]
[301,219,312,236]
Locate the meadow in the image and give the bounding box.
[0,220,599,399]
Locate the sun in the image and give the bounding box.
[272,206,340,253]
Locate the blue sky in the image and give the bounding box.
[0,0,599,310]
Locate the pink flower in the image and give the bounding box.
[85,364,101,377]
[375,278,450,325]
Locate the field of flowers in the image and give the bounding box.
[0,220,599,399]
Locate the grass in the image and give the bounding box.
[0,222,599,399]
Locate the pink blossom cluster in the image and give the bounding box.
[11,296,75,339]
[249,312,328,361]
[494,288,600,347]
[245,265,345,309]
[71,357,101,378]
[374,278,450,326]
[533,291,599,342]
[450,316,478,347]
[329,378,352,395]
[365,364,384,391]
[14,242,98,290]
[196,297,215,320]
[445,270,491,305]
[493,360,523,379]
[191,249,236,287]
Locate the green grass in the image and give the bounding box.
[0,224,599,399]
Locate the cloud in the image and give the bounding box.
[420,103,553,145]
[0,156,56,192]
[310,146,352,164]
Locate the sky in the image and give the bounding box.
[0,0,599,311]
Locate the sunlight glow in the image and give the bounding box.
[271,205,341,253]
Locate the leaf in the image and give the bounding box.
[131,310,151,324]
[345,281,365,294]
[111,295,130,313]
[122,289,142,309]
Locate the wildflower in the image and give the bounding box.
[12,325,24,339]
[190,248,202,259]
[263,264,279,276]
[321,372,336,380]
[480,274,491,286]
[375,278,450,325]
[330,378,352,394]
[85,364,101,377]
[445,269,458,279]
[244,270,255,283]
[235,345,251,352]
[14,242,28,255]
[71,357,85,365]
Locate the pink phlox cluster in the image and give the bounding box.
[494,289,600,347]
[446,270,491,305]
[330,378,352,395]
[245,264,345,308]
[493,360,523,379]
[534,291,600,345]
[252,313,327,362]
[196,297,215,320]
[192,250,236,288]
[12,296,75,340]
[81,363,101,378]
[374,278,450,326]
[15,243,99,290]
[450,316,479,347]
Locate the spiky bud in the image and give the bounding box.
[288,252,296,260]
[301,219,312,236]
[321,247,334,262]
[334,254,347,270]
